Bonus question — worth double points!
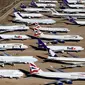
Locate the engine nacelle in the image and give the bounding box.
[52,40,58,44]
[58,40,65,43]
[65,80,73,84]
[51,31,57,34]
[57,81,63,85]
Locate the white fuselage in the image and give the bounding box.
[18,12,43,18]
[0,70,23,78]
[0,56,37,63]
[35,27,70,32]
[0,34,29,40]
[14,17,56,24]
[39,33,83,41]
[0,43,28,50]
[22,8,50,12]
[75,20,85,25]
[53,12,85,18]
[48,56,85,62]
[67,0,85,3]
[38,0,57,3]
[0,25,29,32]
[62,9,85,13]
[34,3,56,8]
[47,46,84,52]
[36,71,85,79]
[68,4,85,8]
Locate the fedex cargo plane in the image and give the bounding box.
[29,0,56,8]
[13,8,56,25]
[37,39,84,52]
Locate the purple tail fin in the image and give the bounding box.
[68,16,77,24]
[37,39,48,49]
[20,3,27,8]
[17,12,23,18]
[63,0,69,7]
[13,8,18,12]
[30,0,37,7]
[47,48,58,57]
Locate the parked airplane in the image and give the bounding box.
[20,4,51,12]
[0,53,37,67]
[29,0,56,8]
[68,16,85,25]
[13,10,56,25]
[47,48,85,65]
[33,23,70,33]
[0,43,28,50]
[51,8,85,18]
[66,0,85,4]
[38,0,58,3]
[37,39,84,52]
[63,0,85,8]
[29,62,85,85]
[0,34,29,40]
[0,69,23,78]
[14,8,43,18]
[34,28,83,42]
[62,8,85,13]
[0,25,29,33]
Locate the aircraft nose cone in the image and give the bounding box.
[79,36,83,40]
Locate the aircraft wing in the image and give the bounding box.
[45,78,73,85]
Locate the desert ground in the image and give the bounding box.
[0,0,85,85]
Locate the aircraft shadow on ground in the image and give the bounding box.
[30,45,46,51]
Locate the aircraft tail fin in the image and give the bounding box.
[29,62,43,74]
[47,48,58,57]
[35,23,41,29]
[29,0,37,7]
[34,27,43,37]
[63,0,69,7]
[37,38,48,49]
[20,3,27,8]
[13,8,23,19]
[50,8,59,15]
[68,16,77,24]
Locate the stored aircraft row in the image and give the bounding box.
[0,43,28,50]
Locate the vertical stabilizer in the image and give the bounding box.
[29,62,43,74]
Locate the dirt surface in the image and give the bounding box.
[0,0,85,85]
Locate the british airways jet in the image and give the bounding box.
[33,23,70,33]
[34,28,83,42]
[29,62,85,85]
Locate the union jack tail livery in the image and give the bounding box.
[29,63,42,74]
[34,28,42,37]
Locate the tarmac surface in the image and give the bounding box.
[0,0,85,85]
